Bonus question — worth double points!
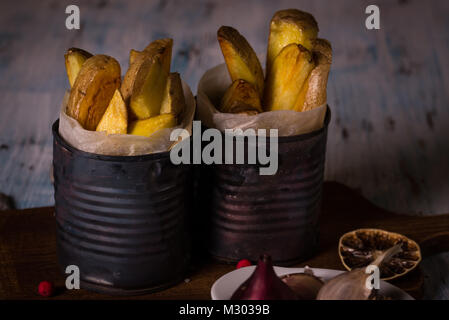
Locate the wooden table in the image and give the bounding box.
[1,182,448,299]
[0,0,448,298]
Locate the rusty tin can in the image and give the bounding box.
[52,120,191,295]
[200,108,331,265]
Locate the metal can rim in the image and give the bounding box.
[277,105,331,143]
[52,119,172,162]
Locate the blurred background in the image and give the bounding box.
[0,0,448,298]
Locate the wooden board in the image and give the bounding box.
[1,182,448,300]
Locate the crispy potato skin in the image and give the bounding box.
[121,38,173,105]
[218,26,264,96]
[294,38,332,111]
[64,47,93,87]
[160,72,185,118]
[130,55,169,119]
[128,114,176,137]
[264,43,314,111]
[67,54,121,130]
[96,89,128,134]
[266,9,318,75]
[220,79,262,114]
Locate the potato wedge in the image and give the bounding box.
[294,39,332,111]
[264,43,314,111]
[217,26,264,96]
[67,54,121,130]
[129,49,142,66]
[266,9,318,74]
[121,38,172,104]
[96,89,128,134]
[64,48,93,87]
[128,114,176,137]
[130,56,169,119]
[143,38,173,74]
[160,72,185,118]
[220,79,262,114]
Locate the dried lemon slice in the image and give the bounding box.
[338,229,422,280]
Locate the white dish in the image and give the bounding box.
[211,266,414,300]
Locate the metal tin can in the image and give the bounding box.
[52,120,191,295]
[201,108,331,265]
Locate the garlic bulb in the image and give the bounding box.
[317,244,402,300]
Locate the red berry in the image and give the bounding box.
[236,259,252,269]
[38,281,54,297]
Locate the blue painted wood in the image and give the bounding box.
[0,0,447,299]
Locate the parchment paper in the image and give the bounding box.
[59,81,195,156]
[197,64,326,136]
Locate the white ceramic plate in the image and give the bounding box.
[211,266,414,300]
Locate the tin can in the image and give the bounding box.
[52,120,191,295]
[201,107,331,265]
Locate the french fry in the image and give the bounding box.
[217,26,264,96]
[128,114,176,137]
[220,79,262,114]
[294,38,332,111]
[264,43,315,111]
[266,9,318,75]
[121,38,172,104]
[64,48,93,87]
[67,54,121,130]
[160,72,186,118]
[96,89,128,134]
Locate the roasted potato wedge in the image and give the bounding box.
[96,89,128,134]
[220,79,262,114]
[143,38,173,74]
[294,39,332,111]
[217,26,264,96]
[160,72,185,118]
[67,54,121,130]
[264,43,314,111]
[128,114,176,137]
[130,55,169,119]
[129,49,142,66]
[64,48,93,87]
[121,38,172,104]
[266,9,318,74]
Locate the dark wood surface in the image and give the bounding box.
[1,182,448,300]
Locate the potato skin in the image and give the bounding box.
[294,38,332,111]
[160,72,185,117]
[217,26,264,96]
[266,9,318,75]
[67,54,121,130]
[264,43,314,111]
[143,38,173,73]
[64,47,93,87]
[129,49,142,66]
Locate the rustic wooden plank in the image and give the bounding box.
[0,0,448,299]
[1,182,448,299]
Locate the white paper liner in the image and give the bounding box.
[197,64,326,136]
[59,81,195,156]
